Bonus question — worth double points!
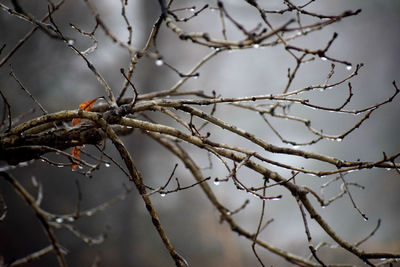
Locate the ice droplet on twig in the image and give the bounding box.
[155,59,164,66]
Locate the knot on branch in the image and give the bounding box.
[103,109,123,124]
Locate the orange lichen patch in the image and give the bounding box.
[71,97,99,170]
[71,146,81,170]
[72,97,99,126]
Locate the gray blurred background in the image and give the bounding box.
[0,0,399,266]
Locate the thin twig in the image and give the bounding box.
[251,178,268,267]
[339,172,368,221]
[1,172,67,267]
[10,66,48,114]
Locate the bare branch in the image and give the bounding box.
[1,1,399,266]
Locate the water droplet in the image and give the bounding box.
[83,237,90,243]
[67,217,75,222]
[78,165,83,170]
[57,165,64,168]
[68,40,75,45]
[327,86,333,90]
[336,138,343,142]
[189,8,195,12]
[105,163,111,168]
[253,44,260,49]
[321,57,327,61]
[386,168,392,171]
[55,217,64,223]
[160,192,166,197]
[155,59,164,66]
[296,31,302,36]
[346,65,352,71]
[86,211,93,216]
[213,179,220,186]
[321,206,326,209]
[271,197,280,201]
[214,47,220,51]
[226,211,231,215]
[40,159,46,163]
